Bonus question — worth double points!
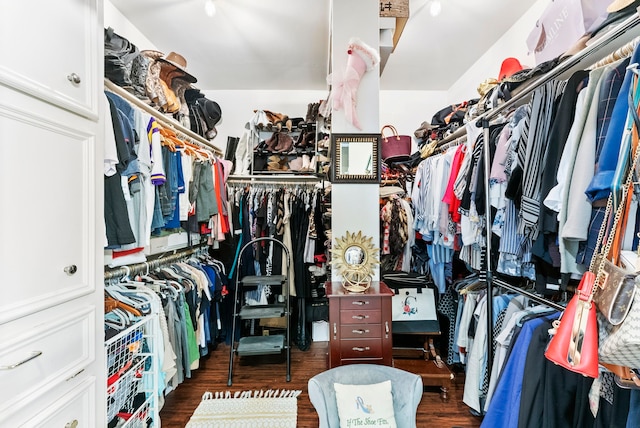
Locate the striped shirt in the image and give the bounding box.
[518,79,567,238]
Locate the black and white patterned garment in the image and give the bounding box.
[481,308,507,397]
[437,284,459,365]
[265,191,274,277]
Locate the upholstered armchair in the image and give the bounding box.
[308,364,423,428]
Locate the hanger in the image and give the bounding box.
[458,278,486,295]
[105,307,133,330]
[105,288,144,317]
[590,36,640,70]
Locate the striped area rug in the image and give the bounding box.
[185,389,302,428]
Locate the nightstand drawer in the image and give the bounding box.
[340,338,383,359]
[340,324,381,339]
[340,309,382,325]
[339,296,381,311]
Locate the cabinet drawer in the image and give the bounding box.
[0,308,95,418]
[17,376,96,428]
[340,338,383,359]
[0,104,95,324]
[340,309,382,325]
[340,324,381,339]
[339,296,381,311]
[0,0,99,119]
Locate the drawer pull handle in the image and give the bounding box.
[333,323,337,339]
[66,368,85,381]
[0,351,43,370]
[352,329,370,334]
[65,420,79,428]
[351,300,369,306]
[352,346,370,352]
[385,321,390,334]
[67,73,82,84]
[64,265,78,275]
[352,315,369,320]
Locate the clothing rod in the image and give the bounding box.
[436,11,640,148]
[227,176,323,186]
[104,244,207,280]
[494,278,565,312]
[104,78,223,156]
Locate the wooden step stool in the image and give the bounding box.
[393,357,454,401]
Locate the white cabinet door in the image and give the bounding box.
[0,0,100,120]
[0,96,96,324]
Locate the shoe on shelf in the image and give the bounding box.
[252,109,269,130]
[265,133,279,151]
[305,103,314,124]
[273,133,293,153]
[308,155,317,173]
[288,156,303,171]
[300,154,311,172]
[294,130,308,148]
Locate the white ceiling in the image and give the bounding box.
[109,0,538,92]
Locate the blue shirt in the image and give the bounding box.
[481,314,555,428]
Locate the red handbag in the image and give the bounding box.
[380,125,412,162]
[544,271,599,378]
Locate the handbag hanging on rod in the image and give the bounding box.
[592,64,640,370]
[544,64,640,378]
[544,271,600,378]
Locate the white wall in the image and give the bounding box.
[105,1,158,50]
[104,0,548,148]
[206,89,448,153]
[380,89,448,150]
[202,89,327,151]
[447,0,549,104]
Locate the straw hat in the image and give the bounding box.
[607,0,635,12]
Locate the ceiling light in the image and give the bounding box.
[429,0,442,17]
[205,0,216,17]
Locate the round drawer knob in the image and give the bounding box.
[67,73,81,84]
[65,420,79,428]
[64,265,78,275]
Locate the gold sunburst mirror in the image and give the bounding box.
[331,231,380,293]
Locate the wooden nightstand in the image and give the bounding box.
[326,281,394,368]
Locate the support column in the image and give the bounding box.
[330,0,381,282]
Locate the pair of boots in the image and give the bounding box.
[267,155,288,171]
[254,109,291,131]
[289,154,317,172]
[264,132,294,153]
[295,130,316,149]
[305,102,320,124]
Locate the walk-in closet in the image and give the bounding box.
[3,0,640,427]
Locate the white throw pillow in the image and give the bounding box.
[333,380,396,428]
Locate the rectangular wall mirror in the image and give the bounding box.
[331,133,380,183]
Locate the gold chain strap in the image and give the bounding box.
[589,195,613,273]
[590,137,640,297]
[589,68,640,296]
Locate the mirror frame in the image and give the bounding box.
[331,133,380,183]
[330,230,380,293]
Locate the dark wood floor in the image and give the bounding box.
[159,341,483,427]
